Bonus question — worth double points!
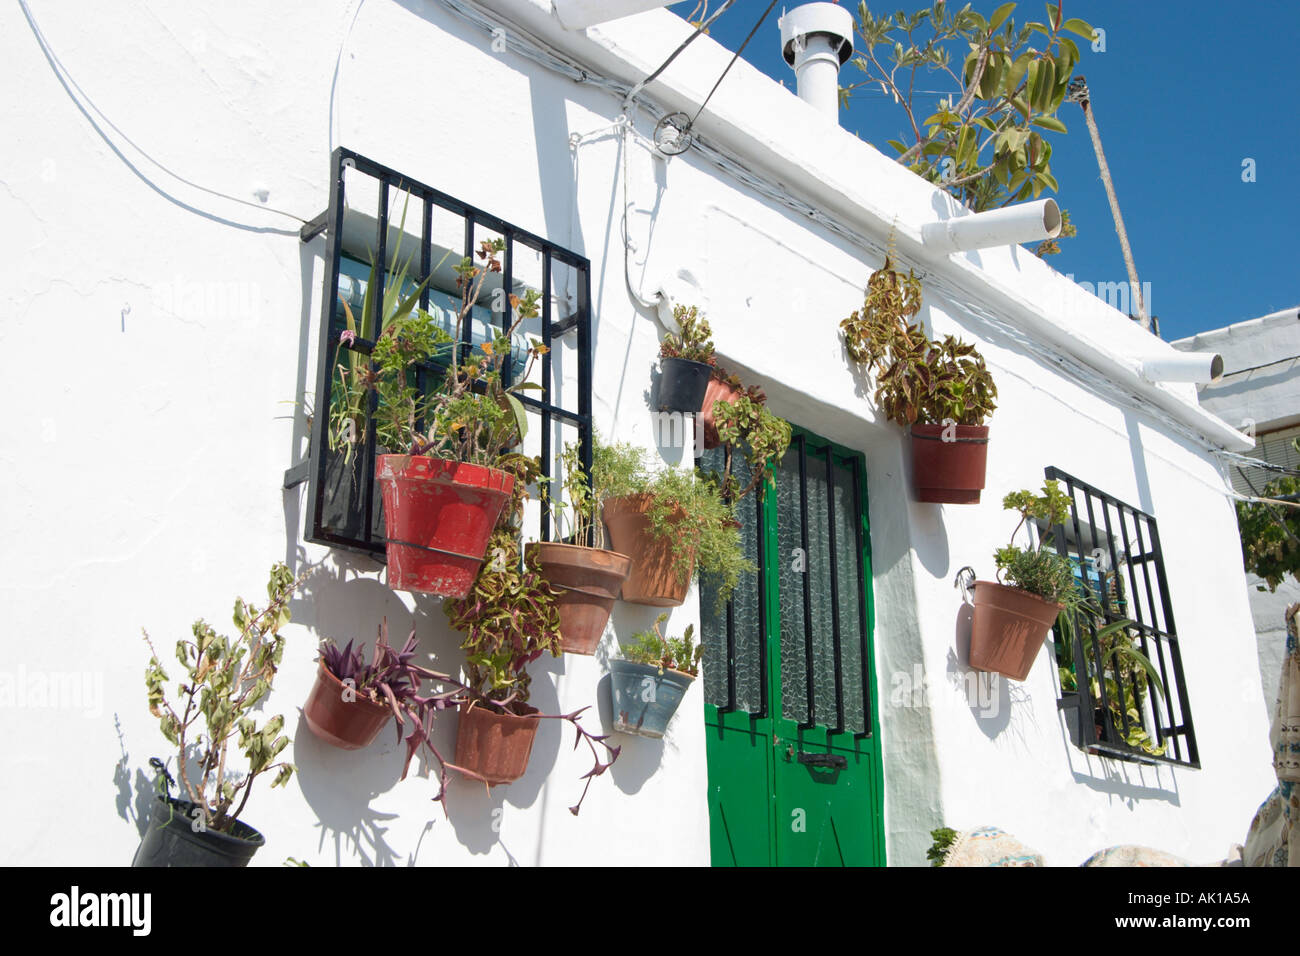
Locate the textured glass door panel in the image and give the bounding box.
[832,459,866,735]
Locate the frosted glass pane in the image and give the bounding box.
[777,453,809,724]
[832,459,866,735]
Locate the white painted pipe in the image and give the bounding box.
[779,3,853,119]
[552,0,674,30]
[922,199,1062,253]
[1141,352,1225,385]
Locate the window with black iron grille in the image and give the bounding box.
[1045,466,1199,768]
[286,148,593,553]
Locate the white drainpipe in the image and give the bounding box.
[552,0,675,30]
[779,3,854,119]
[1141,352,1225,385]
[922,199,1062,253]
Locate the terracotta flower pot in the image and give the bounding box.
[658,357,712,414]
[375,455,514,598]
[527,542,632,655]
[454,701,540,785]
[700,374,742,449]
[968,580,1064,681]
[302,661,393,750]
[910,424,989,504]
[602,494,695,607]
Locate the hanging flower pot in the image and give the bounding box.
[968,580,1063,681]
[454,701,540,785]
[608,660,695,738]
[526,542,631,655]
[700,373,742,449]
[302,660,393,750]
[910,424,990,504]
[132,794,265,867]
[603,494,695,607]
[658,357,713,414]
[375,455,514,598]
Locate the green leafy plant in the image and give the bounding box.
[142,563,306,833]
[1235,473,1300,593]
[443,453,620,812]
[840,251,996,427]
[610,463,753,608]
[927,826,958,866]
[546,435,648,549]
[992,480,1077,608]
[330,230,549,467]
[659,303,717,365]
[845,2,1093,217]
[619,613,703,678]
[711,392,792,501]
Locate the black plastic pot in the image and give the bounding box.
[657,357,712,414]
[131,795,265,867]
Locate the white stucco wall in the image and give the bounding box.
[1,0,1274,866]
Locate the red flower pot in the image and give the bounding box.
[302,661,393,750]
[454,701,540,785]
[700,375,742,450]
[968,580,1063,681]
[375,455,514,598]
[527,542,632,655]
[910,424,989,504]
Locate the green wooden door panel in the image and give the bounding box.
[705,714,773,866]
[703,427,884,867]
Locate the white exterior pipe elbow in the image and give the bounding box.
[779,3,853,119]
[922,199,1062,253]
[552,0,675,30]
[1141,352,1225,385]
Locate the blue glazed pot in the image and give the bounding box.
[608,659,695,738]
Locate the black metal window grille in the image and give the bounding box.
[1045,466,1199,768]
[291,148,593,555]
[699,432,874,738]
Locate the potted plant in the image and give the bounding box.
[528,436,643,655]
[444,454,620,811]
[608,613,703,738]
[966,482,1079,680]
[603,464,752,608]
[135,563,304,867]
[331,236,549,598]
[840,254,997,503]
[657,303,717,415]
[303,619,460,764]
[709,390,792,502]
[699,368,746,449]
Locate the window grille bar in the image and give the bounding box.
[796,434,815,730]
[361,176,391,545]
[539,250,552,543]
[754,476,768,719]
[850,454,873,739]
[823,445,845,735]
[500,230,514,388]
[577,265,594,546]
[1148,516,1197,764]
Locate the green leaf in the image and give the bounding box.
[1062,17,1094,40]
[990,2,1015,32]
[1030,115,1067,133]
[504,393,528,444]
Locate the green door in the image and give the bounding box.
[702,428,884,866]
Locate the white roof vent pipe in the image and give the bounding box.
[779,3,854,120]
[1141,352,1225,385]
[552,0,676,30]
[922,198,1062,253]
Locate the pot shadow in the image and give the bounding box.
[597,671,666,794]
[951,604,1012,738]
[112,714,160,840]
[293,711,410,866]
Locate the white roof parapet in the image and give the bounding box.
[475,0,1254,452]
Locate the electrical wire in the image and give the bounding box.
[621,0,737,112]
[687,0,780,128]
[18,0,308,227]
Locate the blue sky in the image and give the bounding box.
[668,1,1298,342]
